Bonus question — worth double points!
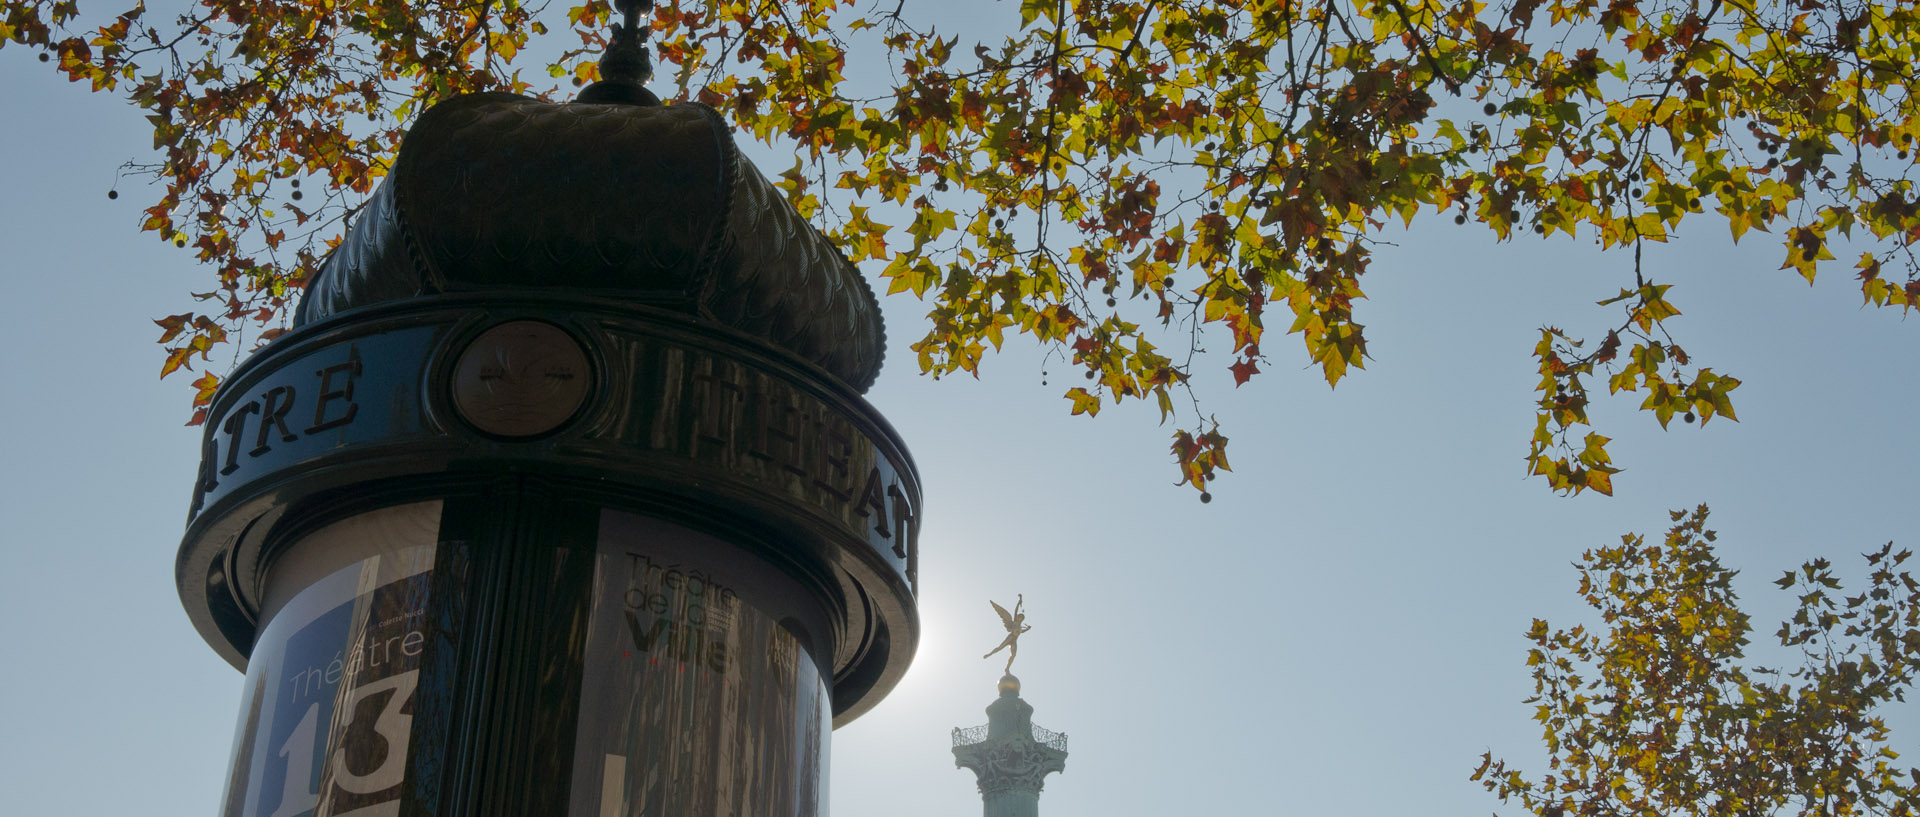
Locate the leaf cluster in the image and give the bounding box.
[6,0,556,414]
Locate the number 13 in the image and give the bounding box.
[268,669,419,817]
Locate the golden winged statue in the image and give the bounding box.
[982,595,1031,673]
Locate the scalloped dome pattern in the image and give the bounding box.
[294,92,885,392]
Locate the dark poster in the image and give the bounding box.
[569,511,830,817]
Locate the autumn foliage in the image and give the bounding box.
[1476,506,1920,817]
[6,0,1919,491]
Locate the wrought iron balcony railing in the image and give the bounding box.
[951,723,1068,753]
[1030,724,1069,753]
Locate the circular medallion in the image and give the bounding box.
[452,321,592,437]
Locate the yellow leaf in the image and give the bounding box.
[1066,387,1100,416]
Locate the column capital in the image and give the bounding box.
[952,728,1068,795]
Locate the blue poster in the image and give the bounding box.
[221,546,434,817]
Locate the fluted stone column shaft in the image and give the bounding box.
[981,790,1040,817]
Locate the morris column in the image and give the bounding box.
[175,7,919,815]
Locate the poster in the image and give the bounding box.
[218,504,440,817]
[569,510,831,817]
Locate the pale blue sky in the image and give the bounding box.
[3,11,1918,816]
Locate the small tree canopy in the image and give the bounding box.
[1475,506,1920,817]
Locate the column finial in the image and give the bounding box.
[578,0,659,105]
